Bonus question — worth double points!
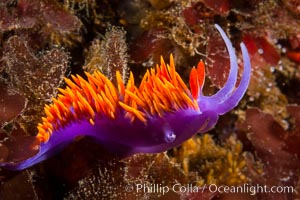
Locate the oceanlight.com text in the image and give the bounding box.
[124,183,294,196]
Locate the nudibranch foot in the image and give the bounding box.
[0,24,251,170]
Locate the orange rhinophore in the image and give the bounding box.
[189,61,205,99]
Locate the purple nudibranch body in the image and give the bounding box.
[0,24,251,170]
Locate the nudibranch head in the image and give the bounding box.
[0,24,251,170]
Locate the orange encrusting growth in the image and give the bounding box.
[36,55,205,143]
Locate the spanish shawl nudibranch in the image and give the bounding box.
[0,25,251,170]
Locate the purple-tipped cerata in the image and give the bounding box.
[0,24,251,170]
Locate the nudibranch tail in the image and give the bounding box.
[0,24,251,170]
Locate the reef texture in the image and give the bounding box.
[0,0,300,199]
